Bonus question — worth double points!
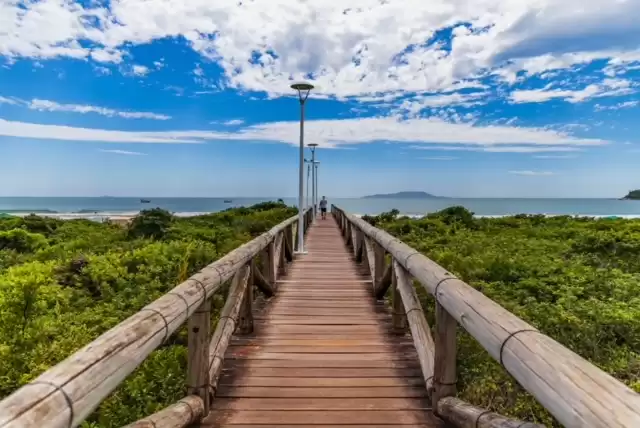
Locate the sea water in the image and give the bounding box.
[2,197,640,220]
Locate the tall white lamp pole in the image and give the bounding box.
[291,82,314,254]
[308,143,318,217]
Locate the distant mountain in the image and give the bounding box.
[362,191,442,199]
[622,190,640,200]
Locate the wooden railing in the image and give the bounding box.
[332,205,640,428]
[0,208,314,428]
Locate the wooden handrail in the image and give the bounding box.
[332,205,640,428]
[0,208,313,428]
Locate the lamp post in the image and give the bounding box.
[291,81,314,254]
[308,143,318,217]
[314,161,320,215]
[306,162,311,209]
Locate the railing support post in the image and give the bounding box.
[263,241,277,287]
[433,302,457,409]
[238,264,254,334]
[373,243,386,295]
[187,298,211,415]
[391,262,407,333]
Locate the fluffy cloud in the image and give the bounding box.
[2,96,170,120]
[408,145,583,153]
[99,149,147,155]
[131,65,150,76]
[0,116,607,148]
[594,101,639,111]
[1,0,639,102]
[511,79,634,104]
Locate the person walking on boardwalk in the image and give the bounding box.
[319,196,328,219]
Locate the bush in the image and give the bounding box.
[127,208,174,240]
[0,201,296,427]
[0,229,48,253]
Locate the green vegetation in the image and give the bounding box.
[363,207,640,426]
[623,189,640,200]
[0,202,296,427]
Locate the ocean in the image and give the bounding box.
[2,196,640,220]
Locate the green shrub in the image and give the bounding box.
[127,208,174,240]
[0,229,48,253]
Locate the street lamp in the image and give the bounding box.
[314,161,320,217]
[291,81,314,254]
[308,143,318,218]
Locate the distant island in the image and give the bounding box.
[362,191,442,199]
[622,190,640,200]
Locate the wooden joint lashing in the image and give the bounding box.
[29,381,74,428]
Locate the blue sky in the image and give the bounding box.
[1,0,639,198]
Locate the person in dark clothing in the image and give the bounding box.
[319,196,328,219]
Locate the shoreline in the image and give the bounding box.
[3,210,640,221]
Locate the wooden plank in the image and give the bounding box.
[206,410,435,425]
[218,376,424,387]
[215,386,429,398]
[209,425,436,428]
[223,359,421,369]
[253,318,383,325]
[227,345,417,354]
[225,352,419,361]
[220,367,423,378]
[211,397,430,410]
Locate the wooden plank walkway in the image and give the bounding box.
[201,214,442,427]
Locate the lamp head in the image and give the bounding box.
[291,81,314,103]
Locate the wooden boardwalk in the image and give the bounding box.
[202,214,442,427]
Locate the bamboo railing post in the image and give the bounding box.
[237,264,254,335]
[187,299,211,415]
[373,242,386,297]
[432,302,457,410]
[278,234,287,276]
[262,241,276,287]
[284,225,294,262]
[391,261,407,333]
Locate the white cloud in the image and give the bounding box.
[594,101,639,111]
[408,145,584,153]
[131,65,150,76]
[99,149,147,155]
[193,65,204,77]
[0,96,19,105]
[421,156,458,160]
[511,79,634,104]
[94,66,111,75]
[0,116,607,149]
[533,155,578,159]
[509,170,555,176]
[1,0,639,102]
[222,119,244,125]
[27,99,170,120]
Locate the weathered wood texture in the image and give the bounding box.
[123,395,204,428]
[393,260,435,391]
[0,211,307,428]
[332,206,640,428]
[187,299,212,413]
[432,301,457,409]
[437,397,545,428]
[201,214,442,428]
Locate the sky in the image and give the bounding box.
[1,0,639,198]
